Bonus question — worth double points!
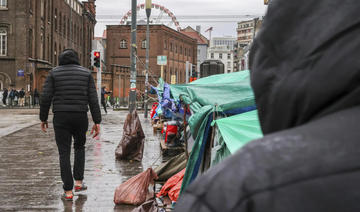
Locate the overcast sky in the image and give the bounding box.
[95,0,268,39]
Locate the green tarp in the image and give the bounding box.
[211,110,263,166]
[154,153,187,181]
[174,71,257,195]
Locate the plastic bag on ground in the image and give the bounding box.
[131,200,159,212]
[115,110,145,161]
[157,168,185,202]
[114,168,158,206]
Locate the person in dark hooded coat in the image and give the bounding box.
[175,0,360,211]
[40,49,102,200]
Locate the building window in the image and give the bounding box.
[180,46,182,54]
[227,53,231,59]
[0,28,7,56]
[164,40,167,49]
[41,0,44,18]
[0,0,7,8]
[170,42,173,52]
[185,48,187,56]
[141,40,147,49]
[54,9,58,31]
[120,40,127,49]
[29,29,33,57]
[227,62,231,67]
[67,18,70,38]
[63,16,66,36]
[219,53,223,59]
[47,0,51,21]
[211,53,214,59]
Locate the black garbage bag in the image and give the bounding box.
[115,110,145,161]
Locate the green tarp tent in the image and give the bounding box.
[211,110,263,166]
[173,71,257,195]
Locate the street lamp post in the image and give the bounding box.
[144,0,152,118]
[129,0,137,112]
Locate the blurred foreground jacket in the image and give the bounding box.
[175,0,360,211]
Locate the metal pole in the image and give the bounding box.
[129,0,137,112]
[97,66,101,107]
[144,1,151,118]
[119,74,121,106]
[185,61,189,83]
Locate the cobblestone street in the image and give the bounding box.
[0,109,162,211]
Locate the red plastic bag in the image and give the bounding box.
[114,168,158,206]
[157,168,185,202]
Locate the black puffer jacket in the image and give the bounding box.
[175,0,360,211]
[40,49,101,124]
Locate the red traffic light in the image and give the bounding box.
[94,51,100,58]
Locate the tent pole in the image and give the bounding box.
[184,104,189,160]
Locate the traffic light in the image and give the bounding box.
[93,51,101,68]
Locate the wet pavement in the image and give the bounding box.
[0,109,162,211]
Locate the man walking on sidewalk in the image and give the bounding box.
[18,88,25,107]
[101,86,111,114]
[40,49,102,201]
[2,88,8,106]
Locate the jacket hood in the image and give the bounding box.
[249,0,360,135]
[59,49,80,66]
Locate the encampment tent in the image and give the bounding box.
[211,110,263,166]
[174,70,257,194]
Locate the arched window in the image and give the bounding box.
[120,40,127,49]
[0,0,7,8]
[0,28,7,56]
[141,40,147,49]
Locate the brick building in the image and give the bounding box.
[181,26,209,75]
[0,0,96,92]
[105,24,197,102]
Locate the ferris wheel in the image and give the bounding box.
[119,3,182,31]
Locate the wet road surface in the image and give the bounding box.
[0,109,162,211]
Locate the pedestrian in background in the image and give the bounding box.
[13,89,19,106]
[101,86,111,114]
[2,88,8,106]
[8,88,15,107]
[18,88,25,107]
[33,88,39,106]
[40,49,101,201]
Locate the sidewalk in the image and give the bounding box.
[0,109,40,138]
[0,110,162,211]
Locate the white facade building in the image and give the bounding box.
[210,36,237,50]
[207,36,236,73]
[207,45,234,73]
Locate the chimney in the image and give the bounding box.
[196,25,201,33]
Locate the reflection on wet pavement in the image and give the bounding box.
[0,110,162,211]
